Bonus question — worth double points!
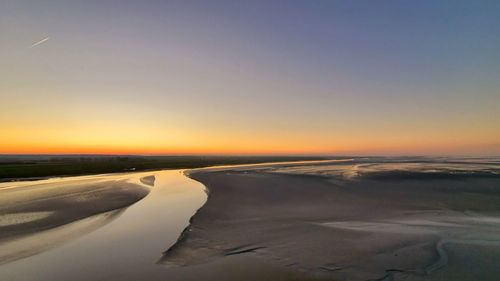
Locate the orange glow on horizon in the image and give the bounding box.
[1,1,499,158]
[1,134,497,156]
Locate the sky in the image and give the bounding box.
[1,0,499,156]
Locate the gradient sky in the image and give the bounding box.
[1,0,499,155]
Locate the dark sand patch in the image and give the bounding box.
[140,175,156,187]
[159,253,319,281]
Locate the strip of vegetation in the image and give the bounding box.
[0,155,331,181]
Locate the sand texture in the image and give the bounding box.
[162,159,500,280]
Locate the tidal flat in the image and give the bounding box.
[0,158,499,281]
[164,157,500,281]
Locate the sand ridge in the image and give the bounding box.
[0,172,156,264]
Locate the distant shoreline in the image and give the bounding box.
[0,155,331,182]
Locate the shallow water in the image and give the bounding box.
[0,170,207,281]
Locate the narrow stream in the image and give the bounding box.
[0,169,207,281]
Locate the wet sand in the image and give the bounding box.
[0,159,498,281]
[0,169,207,281]
[0,172,154,264]
[162,160,500,280]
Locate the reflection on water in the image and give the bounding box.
[0,170,207,281]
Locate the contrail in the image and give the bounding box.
[30,37,50,48]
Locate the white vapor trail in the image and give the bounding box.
[30,37,50,48]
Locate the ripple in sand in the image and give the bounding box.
[0,211,54,227]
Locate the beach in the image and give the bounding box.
[0,159,499,281]
[163,159,500,280]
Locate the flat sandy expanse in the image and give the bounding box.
[162,160,500,281]
[0,173,154,264]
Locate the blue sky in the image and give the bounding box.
[1,0,499,155]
